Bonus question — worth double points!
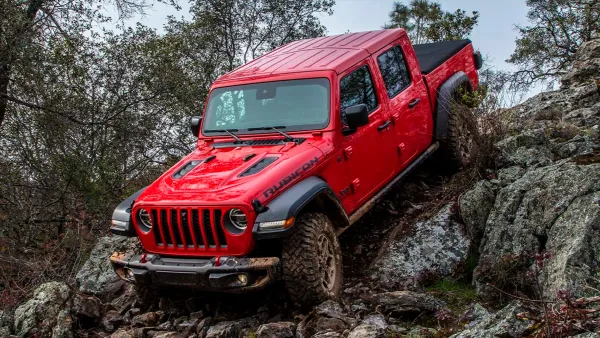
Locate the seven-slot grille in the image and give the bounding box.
[144,208,229,250]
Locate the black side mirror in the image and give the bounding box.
[190,116,202,137]
[343,104,369,135]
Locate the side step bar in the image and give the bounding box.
[346,142,439,227]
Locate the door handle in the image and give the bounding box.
[408,98,421,108]
[377,120,391,131]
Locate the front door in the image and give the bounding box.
[339,61,397,205]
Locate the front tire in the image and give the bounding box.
[282,212,342,307]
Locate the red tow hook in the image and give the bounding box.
[214,255,221,267]
[140,252,147,264]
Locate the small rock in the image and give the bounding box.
[386,325,407,335]
[190,311,205,320]
[316,317,347,332]
[110,329,134,338]
[72,295,102,320]
[152,332,185,338]
[347,314,387,338]
[406,326,437,337]
[311,330,342,338]
[205,317,258,338]
[102,310,124,333]
[369,291,446,314]
[458,303,490,327]
[196,317,212,337]
[255,321,296,338]
[156,321,174,331]
[176,318,199,335]
[52,310,74,338]
[131,312,160,327]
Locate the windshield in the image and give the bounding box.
[202,78,330,136]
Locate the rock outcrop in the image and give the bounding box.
[374,204,471,288]
[4,32,600,338]
[75,236,141,301]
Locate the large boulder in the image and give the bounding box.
[76,235,141,300]
[374,204,471,288]
[13,282,72,337]
[474,161,600,298]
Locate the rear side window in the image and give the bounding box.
[377,46,411,98]
[340,66,378,114]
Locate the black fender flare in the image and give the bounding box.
[253,177,348,240]
[434,71,473,141]
[110,187,147,237]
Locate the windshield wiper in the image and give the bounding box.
[204,129,245,144]
[247,126,294,142]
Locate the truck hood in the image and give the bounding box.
[135,136,328,206]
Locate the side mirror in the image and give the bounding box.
[343,104,369,135]
[190,116,202,137]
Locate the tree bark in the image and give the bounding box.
[0,65,8,128]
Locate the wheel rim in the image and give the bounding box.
[456,112,474,164]
[317,233,337,291]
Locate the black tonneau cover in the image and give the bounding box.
[413,39,471,74]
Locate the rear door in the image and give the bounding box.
[375,42,432,169]
[339,60,397,205]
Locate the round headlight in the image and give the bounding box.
[138,208,152,229]
[228,208,247,230]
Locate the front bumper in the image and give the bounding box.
[110,252,281,291]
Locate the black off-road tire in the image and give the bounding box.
[438,96,479,172]
[282,212,343,307]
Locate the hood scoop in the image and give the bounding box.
[172,160,203,179]
[213,138,305,148]
[239,156,278,177]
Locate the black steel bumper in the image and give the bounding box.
[110,252,281,291]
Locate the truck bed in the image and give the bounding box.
[413,40,472,74]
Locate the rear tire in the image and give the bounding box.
[438,95,479,172]
[282,212,342,307]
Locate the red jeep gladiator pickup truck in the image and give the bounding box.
[110,29,482,306]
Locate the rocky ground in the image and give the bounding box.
[2,40,600,338]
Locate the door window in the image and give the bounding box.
[377,46,411,98]
[340,66,378,118]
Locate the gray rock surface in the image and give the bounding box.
[474,162,600,298]
[76,236,141,300]
[347,314,387,338]
[450,302,535,338]
[254,321,295,338]
[13,282,72,337]
[205,317,258,338]
[459,180,495,245]
[375,204,470,288]
[369,291,446,314]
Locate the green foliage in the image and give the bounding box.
[508,0,600,88]
[384,0,479,44]
[427,280,479,311]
